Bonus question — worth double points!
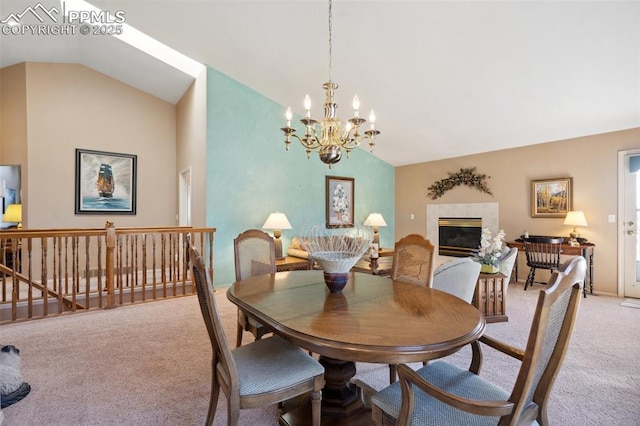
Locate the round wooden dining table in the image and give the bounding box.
[227,270,486,423]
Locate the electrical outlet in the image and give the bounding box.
[410,214,415,220]
[608,214,616,223]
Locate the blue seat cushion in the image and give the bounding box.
[372,361,510,425]
[232,335,324,397]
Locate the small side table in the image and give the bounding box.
[472,272,508,323]
[276,256,312,272]
[352,248,394,275]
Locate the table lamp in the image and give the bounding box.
[3,203,22,229]
[364,213,387,247]
[563,210,587,242]
[262,212,292,260]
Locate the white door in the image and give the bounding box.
[179,167,192,227]
[619,151,640,298]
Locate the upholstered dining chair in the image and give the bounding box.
[498,247,518,289]
[388,234,436,384]
[371,256,586,426]
[431,258,481,303]
[189,244,325,426]
[234,229,277,346]
[523,236,563,290]
[390,234,435,287]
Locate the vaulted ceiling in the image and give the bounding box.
[1,0,639,166]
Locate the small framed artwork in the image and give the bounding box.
[326,176,354,228]
[531,177,572,218]
[75,149,137,215]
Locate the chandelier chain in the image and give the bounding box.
[279,0,380,167]
[328,0,333,82]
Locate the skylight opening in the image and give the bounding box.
[61,0,204,78]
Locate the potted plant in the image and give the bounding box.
[473,228,506,273]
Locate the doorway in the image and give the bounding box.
[618,150,640,298]
[178,167,192,227]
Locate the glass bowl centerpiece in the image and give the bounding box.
[300,224,373,292]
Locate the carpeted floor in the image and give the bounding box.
[2,280,639,425]
[620,297,640,309]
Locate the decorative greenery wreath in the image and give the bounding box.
[427,167,492,200]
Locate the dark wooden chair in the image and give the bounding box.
[233,229,277,346]
[523,236,564,290]
[371,256,586,426]
[390,234,435,287]
[188,243,325,426]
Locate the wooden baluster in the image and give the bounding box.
[161,233,167,298]
[84,236,90,307]
[118,235,123,304]
[141,234,147,301]
[105,221,116,308]
[131,234,136,303]
[208,231,215,288]
[171,232,177,296]
[72,235,78,311]
[152,233,157,299]
[97,236,103,307]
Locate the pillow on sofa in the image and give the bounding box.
[287,237,310,259]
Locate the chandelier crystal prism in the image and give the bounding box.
[280,0,380,168]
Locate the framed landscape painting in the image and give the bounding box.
[531,177,572,218]
[326,176,354,228]
[75,149,137,215]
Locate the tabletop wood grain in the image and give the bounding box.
[228,271,486,364]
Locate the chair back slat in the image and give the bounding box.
[523,236,563,270]
[391,234,435,287]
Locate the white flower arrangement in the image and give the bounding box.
[475,228,506,267]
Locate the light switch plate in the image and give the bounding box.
[608,214,616,223]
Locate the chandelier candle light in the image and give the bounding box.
[280,0,380,167]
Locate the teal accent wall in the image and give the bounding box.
[206,67,394,286]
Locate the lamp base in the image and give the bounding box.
[273,237,285,261]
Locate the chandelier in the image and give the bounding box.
[280,0,380,168]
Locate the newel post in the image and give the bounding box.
[105,221,117,309]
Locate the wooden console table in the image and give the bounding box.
[352,248,394,275]
[276,256,312,272]
[506,240,595,296]
[472,272,508,323]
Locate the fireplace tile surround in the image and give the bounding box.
[427,202,499,260]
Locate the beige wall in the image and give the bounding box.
[10,63,177,228]
[176,68,207,227]
[396,128,640,296]
[0,63,29,215]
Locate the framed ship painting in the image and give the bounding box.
[75,149,137,215]
[326,176,354,228]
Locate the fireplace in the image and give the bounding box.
[438,217,482,257]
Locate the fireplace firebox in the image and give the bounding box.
[438,217,482,257]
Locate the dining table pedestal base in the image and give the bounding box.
[318,356,365,418]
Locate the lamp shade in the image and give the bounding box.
[262,212,292,230]
[364,213,387,227]
[3,204,22,225]
[563,211,588,227]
